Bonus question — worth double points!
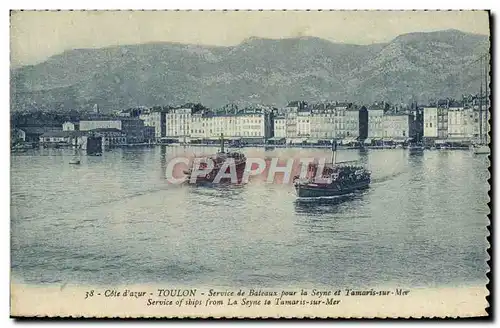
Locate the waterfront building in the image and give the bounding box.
[423,107,438,138]
[448,106,488,143]
[239,112,264,138]
[140,110,166,141]
[367,107,384,139]
[309,102,358,141]
[447,107,468,141]
[273,116,287,138]
[358,106,369,141]
[80,117,121,131]
[382,113,414,142]
[190,111,208,139]
[285,107,298,142]
[11,129,26,144]
[87,128,127,147]
[273,101,364,144]
[296,110,311,138]
[39,130,86,145]
[143,126,155,142]
[424,105,489,145]
[80,116,145,143]
[330,102,350,140]
[410,106,424,142]
[344,107,360,141]
[187,108,272,143]
[19,126,62,143]
[166,108,191,139]
[310,104,335,140]
[62,121,80,131]
[437,106,449,140]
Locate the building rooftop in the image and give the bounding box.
[89,128,123,133]
[368,105,386,111]
[384,112,411,116]
[80,115,143,121]
[40,131,87,138]
[201,111,266,118]
[19,126,62,135]
[311,102,353,110]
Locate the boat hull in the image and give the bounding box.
[185,161,246,184]
[295,179,370,198]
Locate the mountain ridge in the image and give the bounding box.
[10,29,489,112]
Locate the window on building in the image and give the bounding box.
[429,123,432,128]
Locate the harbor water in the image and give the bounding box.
[11,146,490,288]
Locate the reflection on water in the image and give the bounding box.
[186,183,246,201]
[294,192,367,215]
[11,147,489,288]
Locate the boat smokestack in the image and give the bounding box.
[331,139,337,164]
[220,133,225,153]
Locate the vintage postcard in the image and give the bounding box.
[10,10,490,318]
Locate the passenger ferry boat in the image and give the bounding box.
[293,141,371,198]
[183,134,246,184]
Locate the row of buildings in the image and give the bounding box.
[423,105,490,144]
[130,101,420,145]
[138,106,274,144]
[272,102,417,145]
[137,101,489,145]
[12,99,490,148]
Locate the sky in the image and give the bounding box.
[10,10,490,67]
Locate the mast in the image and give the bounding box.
[220,133,225,153]
[479,56,483,144]
[484,53,489,144]
[73,135,78,157]
[331,139,337,164]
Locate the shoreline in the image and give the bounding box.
[12,143,475,151]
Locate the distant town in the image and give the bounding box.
[11,94,490,153]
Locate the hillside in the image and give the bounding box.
[10,29,489,112]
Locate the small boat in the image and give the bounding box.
[293,140,371,198]
[408,143,424,152]
[69,158,81,165]
[471,144,490,155]
[229,141,242,148]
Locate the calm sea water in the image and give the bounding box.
[11,146,490,288]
